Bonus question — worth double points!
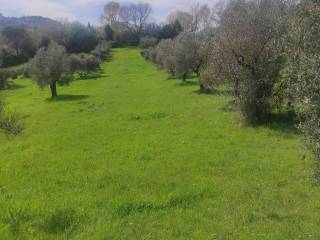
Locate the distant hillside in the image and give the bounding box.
[0,14,61,28]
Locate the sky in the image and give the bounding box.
[0,0,215,25]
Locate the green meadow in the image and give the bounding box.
[0,48,319,239]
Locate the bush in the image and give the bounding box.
[0,68,22,90]
[139,37,158,49]
[0,111,24,136]
[70,53,101,79]
[140,47,156,62]
[0,99,24,136]
[91,41,112,60]
[0,45,18,68]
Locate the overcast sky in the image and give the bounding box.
[0,0,216,25]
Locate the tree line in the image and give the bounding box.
[140,0,320,174]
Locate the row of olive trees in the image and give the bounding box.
[144,0,293,123]
[142,0,320,169]
[207,0,320,168]
[141,32,206,81]
[28,40,111,98]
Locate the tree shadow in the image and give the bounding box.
[254,113,299,136]
[193,88,215,95]
[186,75,198,80]
[208,87,233,96]
[102,53,113,63]
[176,80,199,87]
[220,100,238,112]
[192,87,233,96]
[46,94,89,102]
[166,76,177,80]
[75,72,108,81]
[102,49,115,62]
[5,82,26,91]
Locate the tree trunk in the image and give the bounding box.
[234,79,240,98]
[0,79,5,90]
[200,83,205,92]
[182,73,187,82]
[50,82,58,98]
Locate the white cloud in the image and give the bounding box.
[0,0,218,24]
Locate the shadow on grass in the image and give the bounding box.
[166,74,197,81]
[193,88,215,95]
[100,49,115,63]
[176,80,199,87]
[102,53,113,63]
[6,82,25,91]
[254,113,299,135]
[46,95,89,102]
[192,87,233,96]
[115,191,206,218]
[220,100,238,112]
[219,100,299,135]
[75,72,108,81]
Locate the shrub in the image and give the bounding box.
[91,41,112,60]
[154,39,176,75]
[139,37,158,49]
[0,68,22,90]
[140,47,157,63]
[70,53,101,79]
[0,111,24,136]
[0,98,24,136]
[0,45,18,68]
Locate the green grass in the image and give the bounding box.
[0,48,319,239]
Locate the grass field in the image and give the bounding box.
[0,48,319,239]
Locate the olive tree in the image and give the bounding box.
[211,0,291,123]
[288,0,320,169]
[28,41,72,98]
[154,39,176,75]
[171,32,203,81]
[154,32,206,85]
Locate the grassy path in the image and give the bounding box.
[0,48,319,239]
